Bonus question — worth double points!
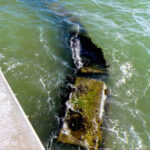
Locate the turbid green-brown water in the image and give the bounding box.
[1,0,150,149]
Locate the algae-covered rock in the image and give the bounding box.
[58,77,107,150]
[79,66,106,74]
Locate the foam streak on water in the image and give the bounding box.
[70,25,83,69]
[70,35,83,69]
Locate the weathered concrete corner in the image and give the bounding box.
[58,77,107,150]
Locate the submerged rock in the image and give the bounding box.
[45,4,109,149]
[68,30,108,71]
[58,77,107,150]
[79,66,106,74]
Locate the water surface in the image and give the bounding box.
[0,0,150,149]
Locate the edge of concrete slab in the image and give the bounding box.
[0,69,45,150]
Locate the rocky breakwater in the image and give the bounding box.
[57,24,108,150]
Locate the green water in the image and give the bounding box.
[1,0,150,149]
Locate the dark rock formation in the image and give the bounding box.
[46,3,109,149]
[69,31,107,70]
[57,14,109,149]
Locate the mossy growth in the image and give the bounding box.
[80,66,106,74]
[80,67,106,74]
[58,77,107,150]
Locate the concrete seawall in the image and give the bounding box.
[0,69,45,150]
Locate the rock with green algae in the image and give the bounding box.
[57,77,107,150]
[79,66,107,74]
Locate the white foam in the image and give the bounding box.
[130,126,144,149]
[66,93,75,110]
[70,25,83,69]
[39,78,46,88]
[99,83,107,120]
[4,62,22,73]
[93,118,98,130]
[61,122,70,135]
[116,62,133,87]
[39,27,45,43]
[0,53,5,59]
[120,62,132,78]
[82,140,89,149]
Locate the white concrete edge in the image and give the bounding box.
[0,69,45,150]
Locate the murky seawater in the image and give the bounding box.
[0,0,150,149]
